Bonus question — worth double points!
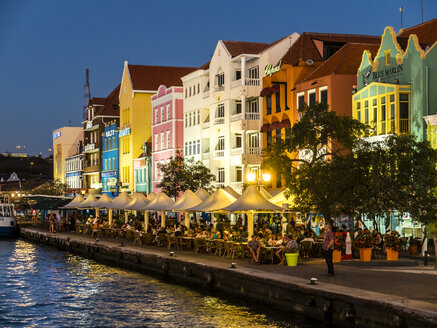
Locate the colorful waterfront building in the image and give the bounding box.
[65,147,84,195]
[52,126,83,184]
[353,19,437,141]
[260,33,381,189]
[134,143,152,194]
[118,62,196,193]
[151,85,185,193]
[181,35,299,193]
[83,85,120,194]
[101,121,119,196]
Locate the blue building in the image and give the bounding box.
[101,121,119,196]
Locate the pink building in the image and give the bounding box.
[151,85,185,193]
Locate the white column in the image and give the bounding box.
[161,210,166,228]
[95,209,100,219]
[184,211,190,229]
[241,56,246,86]
[124,211,128,223]
[247,212,254,241]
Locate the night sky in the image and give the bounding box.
[1,0,435,156]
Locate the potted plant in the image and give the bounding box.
[333,232,345,263]
[384,231,405,261]
[353,229,374,261]
[408,236,419,255]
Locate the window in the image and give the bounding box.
[385,50,390,66]
[267,131,272,147]
[189,141,192,155]
[235,70,241,80]
[189,112,192,126]
[275,90,281,113]
[248,66,259,79]
[112,158,115,170]
[235,101,241,114]
[217,168,225,183]
[155,161,159,180]
[297,93,305,109]
[249,99,258,113]
[167,105,171,120]
[364,100,369,124]
[276,129,281,142]
[235,133,242,148]
[185,89,187,98]
[320,88,328,104]
[217,136,225,151]
[161,107,165,122]
[185,114,188,127]
[155,134,159,151]
[216,73,224,86]
[235,166,242,182]
[155,109,159,124]
[189,86,192,97]
[104,139,107,151]
[276,172,282,188]
[108,138,111,150]
[217,103,225,118]
[185,142,188,155]
[390,105,395,119]
[197,84,200,94]
[160,132,164,150]
[373,107,378,124]
[357,111,361,122]
[285,127,291,141]
[266,95,272,115]
[166,130,171,149]
[197,110,200,125]
[357,102,361,110]
[308,91,316,106]
[381,104,386,121]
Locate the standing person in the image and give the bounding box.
[323,223,335,277]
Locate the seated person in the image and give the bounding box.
[267,234,277,246]
[247,235,261,263]
[275,235,298,265]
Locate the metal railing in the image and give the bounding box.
[400,119,410,133]
[214,85,224,92]
[245,78,260,86]
[245,112,260,120]
[214,117,225,125]
[214,150,225,157]
[248,147,261,155]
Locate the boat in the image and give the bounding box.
[0,198,16,238]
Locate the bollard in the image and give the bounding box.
[424,251,428,266]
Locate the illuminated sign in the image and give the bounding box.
[53,131,61,139]
[105,129,115,137]
[84,143,95,151]
[102,171,117,178]
[134,159,146,169]
[119,127,131,137]
[86,121,93,129]
[264,60,282,77]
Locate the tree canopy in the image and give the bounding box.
[157,154,215,199]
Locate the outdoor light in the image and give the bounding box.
[310,277,318,285]
[262,173,271,182]
[11,194,15,197]
[169,251,175,256]
[247,173,256,182]
[230,262,237,268]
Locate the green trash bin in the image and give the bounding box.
[285,253,299,266]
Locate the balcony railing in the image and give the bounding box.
[203,152,210,160]
[214,85,224,92]
[85,160,100,167]
[400,119,410,133]
[231,113,243,122]
[214,150,225,157]
[245,78,260,86]
[248,147,261,155]
[245,112,260,120]
[214,117,225,125]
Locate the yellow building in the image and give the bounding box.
[52,126,83,183]
[118,62,195,192]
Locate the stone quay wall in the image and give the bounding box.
[20,227,437,328]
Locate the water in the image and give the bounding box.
[0,239,317,328]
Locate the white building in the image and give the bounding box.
[182,35,299,193]
[65,153,84,193]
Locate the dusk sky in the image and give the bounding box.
[1,0,435,156]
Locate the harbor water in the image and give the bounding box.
[0,239,318,328]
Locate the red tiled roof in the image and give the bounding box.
[398,18,437,46]
[301,43,380,82]
[95,84,120,117]
[199,61,210,70]
[280,32,381,66]
[88,97,106,107]
[222,40,269,57]
[128,65,197,90]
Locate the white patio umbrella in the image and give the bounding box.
[224,186,241,199]
[194,188,210,201]
[224,185,283,239]
[111,192,132,223]
[125,193,150,231]
[93,193,114,224]
[187,188,236,212]
[172,190,202,228]
[76,195,98,209]
[144,192,175,228]
[64,194,85,208]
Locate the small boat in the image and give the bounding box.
[0,201,16,238]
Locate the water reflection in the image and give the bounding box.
[0,239,315,327]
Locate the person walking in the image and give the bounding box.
[323,223,335,277]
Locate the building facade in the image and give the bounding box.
[182,36,299,193]
[118,62,195,193]
[101,121,119,196]
[65,153,84,195]
[134,144,152,194]
[83,85,120,194]
[52,126,83,184]
[353,24,437,141]
[151,85,185,192]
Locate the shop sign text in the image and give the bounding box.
[119,127,131,137]
[264,60,282,77]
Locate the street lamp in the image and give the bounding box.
[247,170,271,190]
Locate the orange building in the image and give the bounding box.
[260,33,380,190]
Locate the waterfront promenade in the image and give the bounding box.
[20,226,437,328]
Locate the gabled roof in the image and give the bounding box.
[95,84,120,117]
[302,43,380,82]
[398,18,437,46]
[128,65,197,91]
[88,97,106,107]
[280,32,380,66]
[199,61,210,70]
[222,40,269,57]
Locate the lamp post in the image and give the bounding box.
[246,170,271,190]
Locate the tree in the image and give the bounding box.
[157,154,215,199]
[31,179,67,196]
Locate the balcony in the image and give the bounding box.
[214,85,224,92]
[231,113,243,122]
[244,78,260,86]
[400,119,410,133]
[214,117,225,125]
[203,152,210,160]
[245,112,260,120]
[248,147,261,155]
